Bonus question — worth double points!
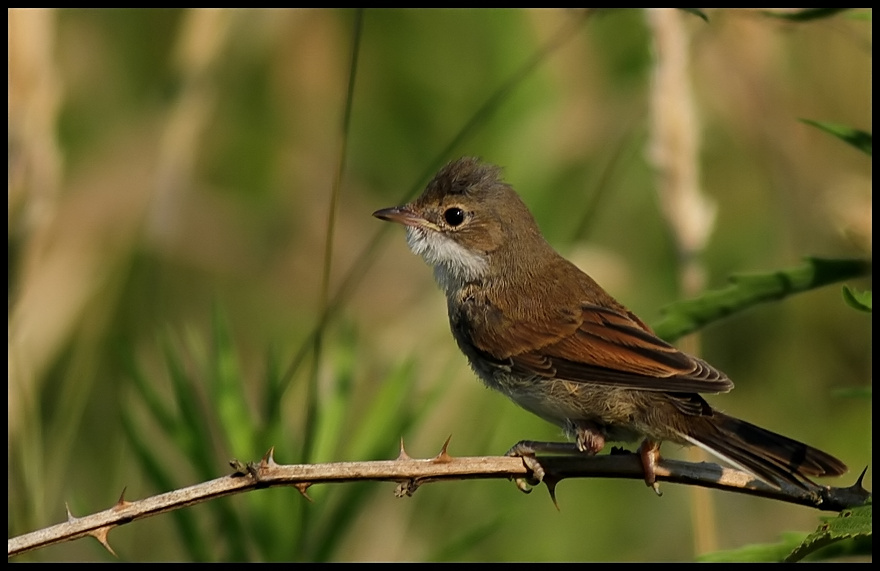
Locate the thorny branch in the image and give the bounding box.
[8,438,870,559]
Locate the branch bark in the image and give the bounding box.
[7,442,870,559]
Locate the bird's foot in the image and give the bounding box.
[505,440,583,493]
[574,425,606,455]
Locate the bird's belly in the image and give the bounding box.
[488,373,647,443]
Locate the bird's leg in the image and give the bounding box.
[638,439,663,496]
[506,422,607,492]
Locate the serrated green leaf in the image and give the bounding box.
[698,531,809,562]
[786,505,873,562]
[652,257,871,342]
[801,119,872,156]
[842,286,872,312]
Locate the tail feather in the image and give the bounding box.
[682,412,847,489]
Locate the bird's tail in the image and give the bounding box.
[681,411,847,489]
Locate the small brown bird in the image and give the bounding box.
[373,156,847,492]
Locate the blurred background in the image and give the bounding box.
[8,8,871,562]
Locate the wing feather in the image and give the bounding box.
[471,300,733,394]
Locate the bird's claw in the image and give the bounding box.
[506,443,545,493]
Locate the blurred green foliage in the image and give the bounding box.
[8,8,871,562]
[698,504,873,562]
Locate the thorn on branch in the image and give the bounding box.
[114,488,132,510]
[294,482,314,502]
[824,466,873,507]
[89,526,118,558]
[432,435,453,463]
[397,437,412,461]
[230,448,278,480]
[854,466,869,490]
[261,447,277,469]
[10,446,866,559]
[544,476,561,511]
[65,501,118,557]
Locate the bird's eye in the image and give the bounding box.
[443,207,465,227]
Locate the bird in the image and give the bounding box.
[373,156,847,492]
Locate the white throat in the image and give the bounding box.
[405,226,488,292]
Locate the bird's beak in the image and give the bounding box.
[372,206,438,230]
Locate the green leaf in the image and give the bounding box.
[786,504,873,562]
[208,304,253,457]
[842,286,872,312]
[308,358,422,561]
[124,324,252,561]
[121,346,176,435]
[698,532,810,562]
[800,119,872,156]
[159,330,215,476]
[120,407,210,562]
[309,322,357,466]
[651,257,871,342]
[697,506,873,562]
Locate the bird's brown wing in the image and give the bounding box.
[475,302,733,394]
